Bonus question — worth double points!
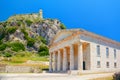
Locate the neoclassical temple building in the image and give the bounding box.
[49,29,120,74]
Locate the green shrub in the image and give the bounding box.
[16,51,32,57]
[0,22,2,25]
[0,40,2,44]
[2,22,8,27]
[10,42,25,52]
[38,51,48,56]
[0,27,5,40]
[21,29,35,47]
[4,52,12,57]
[60,23,66,29]
[21,28,28,39]
[6,26,17,34]
[0,33,5,40]
[39,36,46,44]
[27,37,35,47]
[5,42,11,47]
[17,21,21,26]
[25,20,33,26]
[38,45,49,56]
[0,44,7,51]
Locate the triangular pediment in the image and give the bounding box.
[53,31,73,43]
[49,29,81,45]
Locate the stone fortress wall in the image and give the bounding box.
[8,9,43,21]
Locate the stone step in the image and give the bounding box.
[68,70,79,75]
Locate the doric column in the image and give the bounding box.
[63,48,67,71]
[70,44,74,70]
[57,50,61,71]
[53,52,57,72]
[78,43,83,71]
[49,52,52,72]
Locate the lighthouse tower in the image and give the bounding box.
[39,9,43,19]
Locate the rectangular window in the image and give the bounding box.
[97,45,100,57]
[106,48,109,58]
[106,62,109,68]
[114,49,116,59]
[97,61,101,68]
[114,62,117,68]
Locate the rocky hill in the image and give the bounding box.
[0,10,66,56]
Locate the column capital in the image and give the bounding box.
[57,49,61,52]
[77,41,82,45]
[63,47,67,51]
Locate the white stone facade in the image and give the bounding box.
[49,29,120,74]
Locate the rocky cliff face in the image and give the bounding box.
[0,13,66,54]
[29,19,61,44]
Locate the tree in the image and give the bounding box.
[38,45,49,56]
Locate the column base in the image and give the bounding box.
[68,70,79,75]
[49,70,53,73]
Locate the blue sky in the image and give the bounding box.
[0,0,120,42]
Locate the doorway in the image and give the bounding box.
[83,61,86,70]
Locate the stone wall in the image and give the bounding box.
[0,64,6,73]
[6,66,32,73]
[0,65,41,73]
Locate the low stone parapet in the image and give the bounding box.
[0,65,42,73]
[5,66,32,73]
[0,64,7,73]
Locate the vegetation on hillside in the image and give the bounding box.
[0,51,49,72]
[38,45,49,56]
[0,12,66,65]
[0,25,48,58]
[0,11,68,73]
[60,23,66,29]
[10,42,25,52]
[6,26,17,34]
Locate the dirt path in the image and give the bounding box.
[80,73,113,79]
[0,73,113,80]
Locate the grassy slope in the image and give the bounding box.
[0,53,49,71]
[0,55,49,65]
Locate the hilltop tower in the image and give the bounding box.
[39,9,43,19]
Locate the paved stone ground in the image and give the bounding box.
[0,73,113,80]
